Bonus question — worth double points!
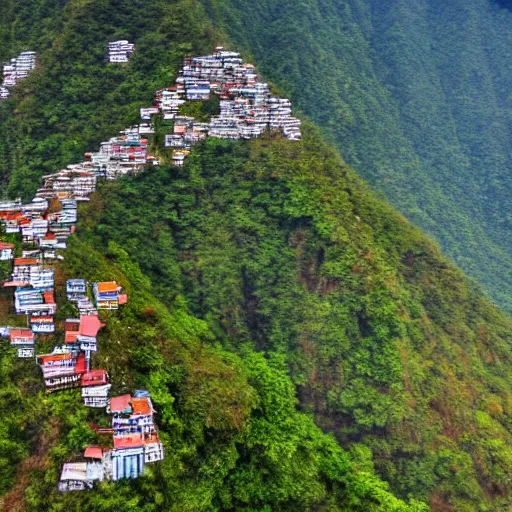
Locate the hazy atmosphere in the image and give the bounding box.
[1,2,512,511]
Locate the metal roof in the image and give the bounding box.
[60,462,88,481]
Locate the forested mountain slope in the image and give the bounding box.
[90,128,512,512]
[204,0,512,312]
[2,1,512,511]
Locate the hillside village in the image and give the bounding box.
[0,51,36,99]
[0,46,300,492]
[157,47,301,165]
[0,143,163,488]
[0,40,136,99]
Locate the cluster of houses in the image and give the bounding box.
[0,119,159,355]
[0,249,58,353]
[108,40,135,63]
[0,51,36,99]
[146,47,301,165]
[59,391,164,490]
[0,196,77,257]
[164,116,209,166]
[0,210,164,490]
[36,167,96,201]
[0,125,163,491]
[0,45,302,490]
[85,126,158,180]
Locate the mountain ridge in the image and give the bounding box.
[1,1,512,511]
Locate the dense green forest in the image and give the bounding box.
[204,0,512,313]
[84,129,512,512]
[1,219,427,511]
[2,0,512,511]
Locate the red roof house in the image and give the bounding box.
[79,315,105,337]
[65,319,80,343]
[84,446,103,460]
[10,329,34,345]
[109,394,132,415]
[81,369,109,387]
[113,433,144,449]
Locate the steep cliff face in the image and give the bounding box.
[204,0,512,313]
[2,1,512,511]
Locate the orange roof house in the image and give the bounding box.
[96,282,119,293]
[43,291,55,304]
[14,258,38,266]
[37,352,72,365]
[131,397,153,417]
